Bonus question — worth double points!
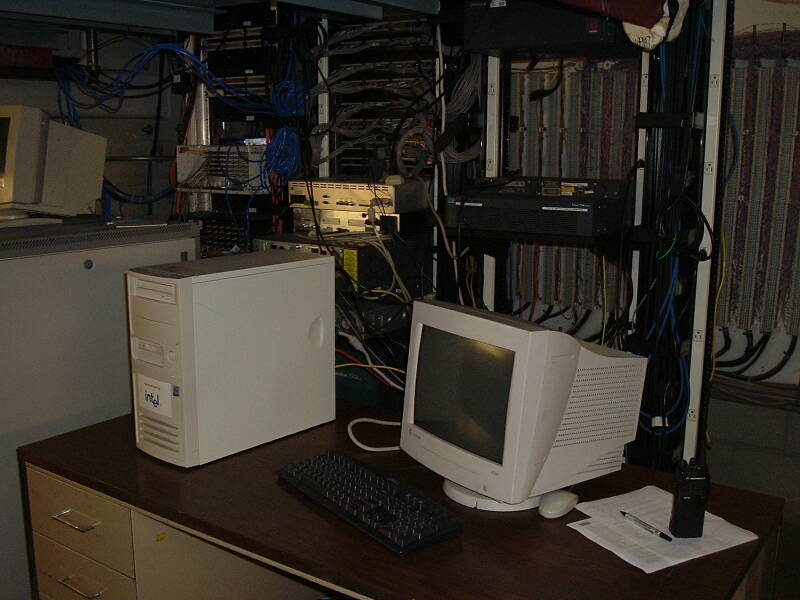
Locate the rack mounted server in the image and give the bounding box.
[445,177,628,240]
[288,178,427,213]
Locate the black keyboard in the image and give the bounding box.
[278,451,463,556]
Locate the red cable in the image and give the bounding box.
[169,159,178,188]
[335,348,395,389]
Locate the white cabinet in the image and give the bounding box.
[27,467,136,599]
[28,468,135,576]
[132,513,320,600]
[33,533,137,600]
[25,466,322,600]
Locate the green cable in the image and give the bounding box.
[657,234,677,260]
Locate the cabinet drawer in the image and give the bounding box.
[33,532,136,600]
[27,467,134,577]
[133,512,321,600]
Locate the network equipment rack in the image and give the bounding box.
[254,232,428,299]
[319,19,435,177]
[200,3,285,125]
[177,143,266,194]
[288,178,427,213]
[193,212,251,255]
[292,207,381,233]
[463,0,637,57]
[445,177,628,241]
[291,207,429,235]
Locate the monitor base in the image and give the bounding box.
[443,480,540,512]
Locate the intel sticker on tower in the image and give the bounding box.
[137,375,172,417]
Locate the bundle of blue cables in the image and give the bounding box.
[220,127,301,242]
[638,256,690,436]
[55,43,305,214]
[247,128,301,237]
[56,43,280,120]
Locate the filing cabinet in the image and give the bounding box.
[27,467,136,599]
[24,466,321,600]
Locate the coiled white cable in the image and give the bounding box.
[347,418,401,452]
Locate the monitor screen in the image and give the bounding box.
[413,325,514,464]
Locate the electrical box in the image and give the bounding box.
[463,0,637,57]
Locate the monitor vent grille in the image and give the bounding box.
[138,413,181,453]
[578,449,624,475]
[552,364,644,448]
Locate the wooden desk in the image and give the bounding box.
[19,402,783,600]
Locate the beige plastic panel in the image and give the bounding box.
[27,468,134,577]
[33,532,136,600]
[132,512,321,600]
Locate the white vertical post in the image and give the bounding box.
[634,53,649,229]
[431,26,446,294]
[482,255,496,310]
[432,164,440,293]
[628,53,650,328]
[485,55,502,178]
[683,1,727,460]
[482,56,502,308]
[189,35,212,213]
[317,18,330,178]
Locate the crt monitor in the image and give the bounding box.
[400,300,647,512]
[0,105,107,218]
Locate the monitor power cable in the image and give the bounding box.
[347,418,401,452]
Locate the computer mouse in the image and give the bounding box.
[538,490,579,519]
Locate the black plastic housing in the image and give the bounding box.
[669,459,710,538]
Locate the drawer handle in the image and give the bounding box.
[57,575,105,598]
[51,509,99,533]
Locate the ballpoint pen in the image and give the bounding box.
[620,511,673,542]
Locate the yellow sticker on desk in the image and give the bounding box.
[343,249,358,290]
[156,532,168,542]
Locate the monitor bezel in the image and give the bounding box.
[0,105,47,207]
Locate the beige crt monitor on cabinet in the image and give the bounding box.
[126,251,335,467]
[0,105,106,216]
[400,301,647,512]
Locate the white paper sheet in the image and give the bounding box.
[567,485,758,573]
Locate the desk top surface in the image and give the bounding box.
[19,402,784,600]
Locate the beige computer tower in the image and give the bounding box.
[127,251,335,468]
